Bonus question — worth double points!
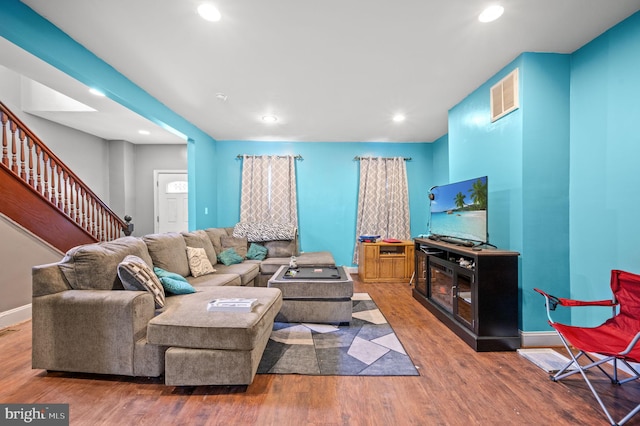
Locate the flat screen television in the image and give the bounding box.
[429,176,488,244]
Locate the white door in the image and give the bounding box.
[156,172,188,233]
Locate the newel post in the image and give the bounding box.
[123,215,134,236]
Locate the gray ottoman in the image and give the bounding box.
[147,286,283,386]
[268,265,354,324]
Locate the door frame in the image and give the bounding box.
[153,169,188,233]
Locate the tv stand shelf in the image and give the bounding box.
[413,238,520,352]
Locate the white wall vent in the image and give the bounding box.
[490,68,519,122]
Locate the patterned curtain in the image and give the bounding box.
[353,157,410,264]
[239,155,298,227]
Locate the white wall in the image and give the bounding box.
[133,144,188,236]
[0,66,111,202]
[0,215,62,329]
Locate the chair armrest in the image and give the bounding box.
[534,288,616,308]
[32,289,156,375]
[534,288,617,325]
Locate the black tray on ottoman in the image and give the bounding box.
[268,265,354,324]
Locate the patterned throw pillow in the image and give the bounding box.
[153,266,196,294]
[246,243,268,260]
[117,255,165,308]
[186,246,216,277]
[217,248,244,266]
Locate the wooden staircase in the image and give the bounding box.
[0,101,129,252]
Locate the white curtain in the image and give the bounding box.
[239,155,298,227]
[353,157,410,264]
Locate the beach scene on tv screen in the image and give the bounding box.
[430,176,487,242]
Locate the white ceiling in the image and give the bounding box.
[8,0,640,143]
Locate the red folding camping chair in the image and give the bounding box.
[535,270,640,426]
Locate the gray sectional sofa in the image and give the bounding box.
[32,225,334,386]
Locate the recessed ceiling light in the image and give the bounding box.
[393,114,406,123]
[138,130,150,135]
[262,115,278,123]
[89,88,105,97]
[198,3,221,22]
[479,5,504,23]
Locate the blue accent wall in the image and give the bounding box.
[569,11,640,325]
[447,53,571,330]
[214,141,432,266]
[188,139,218,230]
[448,57,524,251]
[520,53,571,329]
[431,134,449,186]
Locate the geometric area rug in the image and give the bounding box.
[257,293,420,376]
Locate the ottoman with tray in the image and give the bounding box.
[267,265,354,324]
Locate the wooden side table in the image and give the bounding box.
[358,240,414,282]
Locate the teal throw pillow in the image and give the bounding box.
[158,276,196,294]
[246,243,268,260]
[154,267,188,283]
[217,248,244,266]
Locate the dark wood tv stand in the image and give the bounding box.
[412,238,520,351]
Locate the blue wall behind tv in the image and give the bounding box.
[214,141,432,267]
[431,134,449,186]
[447,52,573,331]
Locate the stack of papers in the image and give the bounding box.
[207,298,258,312]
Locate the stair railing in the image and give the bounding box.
[0,101,129,242]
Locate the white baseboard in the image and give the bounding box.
[0,304,32,329]
[520,331,562,348]
[344,266,358,274]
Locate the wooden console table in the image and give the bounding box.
[358,240,414,283]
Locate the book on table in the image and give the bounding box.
[207,298,258,312]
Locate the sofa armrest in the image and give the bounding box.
[32,263,71,297]
[32,289,156,376]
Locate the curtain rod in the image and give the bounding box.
[236,154,303,160]
[353,156,412,161]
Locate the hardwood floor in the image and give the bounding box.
[2,276,639,425]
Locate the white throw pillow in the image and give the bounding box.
[186,246,216,277]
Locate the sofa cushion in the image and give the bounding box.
[59,236,153,290]
[181,230,217,266]
[147,286,283,351]
[262,240,298,257]
[186,246,216,277]
[213,262,260,286]
[246,243,268,260]
[117,255,165,308]
[217,248,244,266]
[143,233,190,277]
[221,235,248,258]
[204,227,232,256]
[186,273,241,287]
